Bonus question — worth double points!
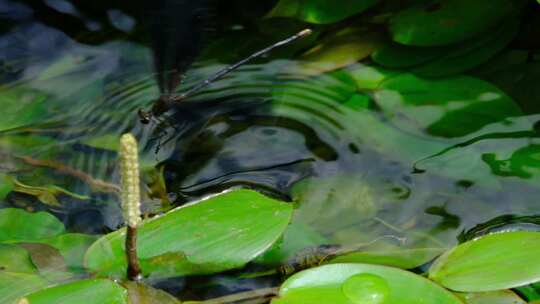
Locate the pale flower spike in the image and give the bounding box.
[119,133,142,228]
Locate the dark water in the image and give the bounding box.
[1,0,540,300]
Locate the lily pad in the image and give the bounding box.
[85,189,293,278]
[429,231,540,292]
[272,263,463,304]
[268,0,379,24]
[17,278,128,304]
[389,0,520,46]
[0,208,65,242]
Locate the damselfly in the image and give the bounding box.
[138,29,312,124]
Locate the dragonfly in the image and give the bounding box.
[138,28,312,125]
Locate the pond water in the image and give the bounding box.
[1,0,540,301]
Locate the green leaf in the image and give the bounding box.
[0,208,65,242]
[375,74,522,138]
[272,263,463,304]
[457,290,526,304]
[429,231,540,292]
[300,28,381,73]
[0,272,49,304]
[371,42,447,69]
[267,0,379,24]
[17,278,128,304]
[482,145,540,179]
[411,17,519,77]
[0,244,37,274]
[389,0,521,46]
[85,189,293,278]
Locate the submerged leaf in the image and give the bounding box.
[272,263,463,304]
[85,189,293,278]
[389,0,521,46]
[123,281,181,304]
[375,74,521,138]
[429,231,540,292]
[268,0,379,24]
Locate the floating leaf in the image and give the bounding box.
[268,0,380,24]
[389,0,520,46]
[0,272,49,304]
[0,244,37,274]
[272,263,463,303]
[429,231,540,292]
[17,278,128,304]
[85,189,293,278]
[0,208,65,242]
[457,290,526,304]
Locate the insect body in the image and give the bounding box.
[139,29,312,124]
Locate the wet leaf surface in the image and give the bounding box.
[273,263,463,304]
[429,231,540,292]
[85,189,293,279]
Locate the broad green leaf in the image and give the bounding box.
[0,244,37,274]
[0,272,49,304]
[429,231,540,292]
[272,263,463,304]
[123,281,181,304]
[17,278,128,304]
[85,189,293,278]
[389,0,520,46]
[375,74,522,138]
[457,290,526,304]
[268,0,379,24]
[0,208,65,242]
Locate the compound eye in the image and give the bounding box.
[138,109,151,124]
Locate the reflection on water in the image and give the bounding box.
[1,0,540,298]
